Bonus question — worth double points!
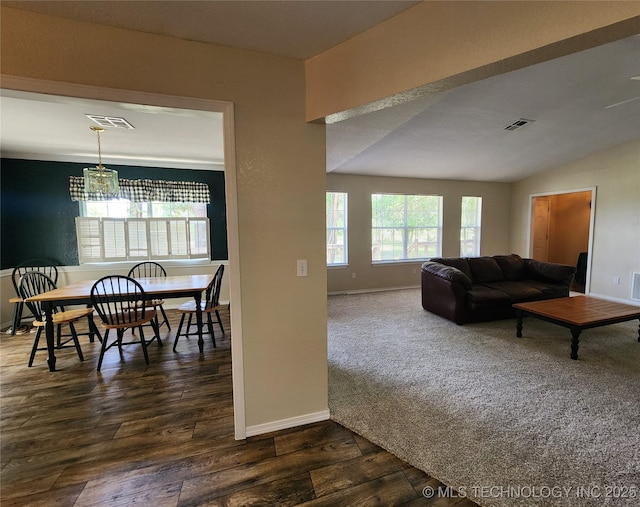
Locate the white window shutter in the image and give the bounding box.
[102,219,127,261]
[168,219,189,258]
[149,219,170,259]
[75,217,103,263]
[188,218,210,258]
[127,219,149,259]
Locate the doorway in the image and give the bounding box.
[0,76,246,439]
[530,188,595,293]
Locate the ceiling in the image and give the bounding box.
[1,1,419,60]
[0,90,225,171]
[328,34,640,182]
[1,2,639,182]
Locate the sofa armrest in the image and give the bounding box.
[421,262,473,289]
[421,262,472,324]
[525,259,577,286]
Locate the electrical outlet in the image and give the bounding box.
[613,276,620,285]
[352,272,356,279]
[296,259,308,277]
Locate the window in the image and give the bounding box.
[81,200,207,218]
[326,192,348,265]
[460,196,482,256]
[71,176,210,263]
[371,194,442,262]
[75,215,210,263]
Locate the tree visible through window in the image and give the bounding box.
[82,200,207,219]
[460,196,482,256]
[326,192,347,265]
[371,194,442,262]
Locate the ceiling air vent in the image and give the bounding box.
[503,118,535,131]
[86,114,135,129]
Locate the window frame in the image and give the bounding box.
[76,196,211,264]
[326,191,348,266]
[76,216,210,264]
[460,196,482,257]
[371,193,443,263]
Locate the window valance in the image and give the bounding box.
[69,176,210,203]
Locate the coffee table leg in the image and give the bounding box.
[516,310,523,338]
[570,327,581,360]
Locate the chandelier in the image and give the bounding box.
[83,126,119,197]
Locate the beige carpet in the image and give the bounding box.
[328,288,640,507]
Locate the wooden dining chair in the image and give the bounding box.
[90,275,162,371]
[19,271,97,367]
[9,259,59,335]
[173,265,224,352]
[127,261,171,332]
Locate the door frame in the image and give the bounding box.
[527,186,596,294]
[0,75,246,439]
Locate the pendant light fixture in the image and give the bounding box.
[83,126,119,197]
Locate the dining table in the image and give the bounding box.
[25,273,215,372]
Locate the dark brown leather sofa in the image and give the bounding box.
[421,254,576,324]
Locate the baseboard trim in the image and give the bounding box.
[245,409,330,437]
[328,285,419,297]
[585,292,640,307]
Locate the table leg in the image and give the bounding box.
[43,302,56,371]
[194,292,204,354]
[570,327,581,360]
[637,319,639,342]
[516,310,523,338]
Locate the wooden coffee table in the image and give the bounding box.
[513,295,640,359]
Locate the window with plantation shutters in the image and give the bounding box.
[75,217,209,263]
[71,176,211,264]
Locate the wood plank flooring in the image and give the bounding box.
[1,308,477,506]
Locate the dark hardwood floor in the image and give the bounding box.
[1,307,477,506]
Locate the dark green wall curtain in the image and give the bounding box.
[0,158,227,269]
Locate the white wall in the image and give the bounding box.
[1,6,328,436]
[510,139,640,303]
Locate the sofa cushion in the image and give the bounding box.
[493,254,527,281]
[430,257,472,280]
[526,259,577,284]
[481,281,544,302]
[466,285,511,311]
[467,257,504,283]
[521,280,569,299]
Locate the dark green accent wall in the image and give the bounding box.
[0,158,227,269]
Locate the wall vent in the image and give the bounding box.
[86,114,135,129]
[632,272,640,301]
[504,118,535,131]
